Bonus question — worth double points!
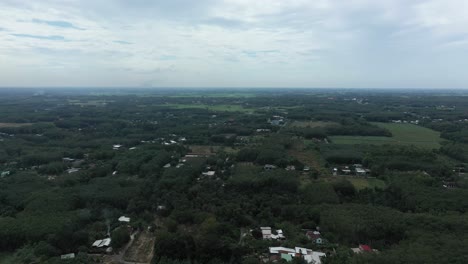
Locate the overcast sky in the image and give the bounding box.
[0,0,467,88]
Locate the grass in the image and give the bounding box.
[346,177,386,190]
[164,103,255,113]
[330,123,442,149]
[290,121,338,128]
[0,123,33,128]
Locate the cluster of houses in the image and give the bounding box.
[264,164,311,172]
[268,247,326,264]
[333,164,370,176]
[269,116,285,126]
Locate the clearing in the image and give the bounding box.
[346,177,386,190]
[123,231,155,263]
[0,123,33,128]
[329,123,442,149]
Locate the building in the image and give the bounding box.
[202,171,216,177]
[118,216,130,223]
[269,246,326,264]
[306,231,323,244]
[260,227,285,240]
[92,238,111,248]
[351,244,373,253]
[264,164,277,170]
[60,253,75,259]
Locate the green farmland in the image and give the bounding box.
[330,123,443,149]
[164,103,255,113]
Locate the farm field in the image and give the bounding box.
[164,103,255,113]
[330,123,442,149]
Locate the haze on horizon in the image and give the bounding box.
[0,0,467,89]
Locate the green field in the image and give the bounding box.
[164,103,255,113]
[330,123,442,149]
[346,177,386,190]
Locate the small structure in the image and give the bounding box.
[60,253,75,259]
[351,244,373,254]
[355,168,367,176]
[163,163,171,168]
[113,144,123,150]
[67,168,80,174]
[118,216,130,223]
[1,171,10,177]
[306,230,323,244]
[264,164,277,170]
[92,238,112,248]
[286,165,296,171]
[202,171,216,177]
[260,227,285,240]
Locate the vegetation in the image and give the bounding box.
[0,88,468,263]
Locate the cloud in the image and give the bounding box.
[31,18,84,30]
[11,34,65,41]
[113,40,132,45]
[0,0,467,88]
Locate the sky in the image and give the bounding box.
[0,0,467,89]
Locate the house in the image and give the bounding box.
[118,216,130,223]
[163,163,171,168]
[269,246,326,264]
[260,227,285,240]
[355,168,367,176]
[202,171,216,177]
[62,157,75,162]
[60,253,75,259]
[261,227,272,239]
[67,168,80,174]
[286,165,296,171]
[351,244,373,253]
[1,171,10,177]
[306,231,323,244]
[112,144,122,150]
[264,164,277,170]
[92,238,111,248]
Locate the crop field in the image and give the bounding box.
[330,123,442,149]
[164,103,254,113]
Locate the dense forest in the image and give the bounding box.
[0,88,468,264]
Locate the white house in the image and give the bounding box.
[118,216,130,223]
